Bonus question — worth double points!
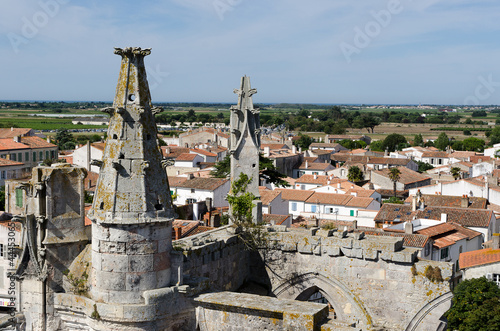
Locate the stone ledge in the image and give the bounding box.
[195,292,328,331]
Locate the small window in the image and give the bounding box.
[18,153,22,162]
[25,152,29,161]
[11,154,16,161]
[186,198,196,204]
[311,205,317,213]
[0,244,3,257]
[15,189,23,207]
[291,202,297,211]
[33,152,36,162]
[440,247,449,260]
[45,151,49,160]
[51,151,55,159]
[1,171,5,179]
[39,151,43,160]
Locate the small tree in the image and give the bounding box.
[451,167,461,180]
[382,133,407,152]
[388,167,401,198]
[55,128,76,150]
[435,132,449,151]
[347,166,364,182]
[227,173,268,251]
[413,134,424,146]
[294,133,314,150]
[444,277,500,331]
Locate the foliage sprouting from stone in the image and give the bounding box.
[227,173,269,251]
[63,269,89,296]
[91,304,101,320]
[424,265,443,282]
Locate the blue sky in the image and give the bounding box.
[1,0,500,105]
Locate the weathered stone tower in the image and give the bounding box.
[88,47,174,304]
[229,76,262,223]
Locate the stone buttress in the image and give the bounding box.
[229,76,262,223]
[88,47,174,304]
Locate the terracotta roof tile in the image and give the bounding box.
[275,189,314,202]
[174,177,228,190]
[298,162,333,170]
[0,138,30,151]
[295,174,345,185]
[0,158,24,167]
[375,203,494,228]
[0,128,32,138]
[263,214,289,225]
[404,194,487,209]
[305,192,352,205]
[176,153,199,161]
[373,166,431,185]
[460,248,500,269]
[345,197,375,208]
[20,136,56,149]
[421,151,450,158]
[258,189,281,206]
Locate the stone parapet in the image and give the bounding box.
[195,292,329,331]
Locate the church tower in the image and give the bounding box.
[229,76,262,223]
[88,47,174,304]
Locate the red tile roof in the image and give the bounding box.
[263,214,289,225]
[174,177,228,190]
[275,189,314,202]
[0,138,30,151]
[375,204,494,228]
[20,136,57,149]
[176,153,199,161]
[295,174,345,185]
[372,166,431,185]
[460,248,500,269]
[0,158,24,167]
[306,192,352,205]
[404,194,487,209]
[0,128,32,139]
[258,189,281,206]
[190,148,217,157]
[298,162,333,170]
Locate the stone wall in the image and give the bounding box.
[251,228,453,330]
[173,226,249,292]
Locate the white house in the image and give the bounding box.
[294,161,335,178]
[72,142,105,173]
[259,188,288,216]
[171,177,229,208]
[174,153,204,168]
[460,236,500,286]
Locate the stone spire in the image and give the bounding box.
[89,47,173,224]
[229,76,262,223]
[89,47,174,304]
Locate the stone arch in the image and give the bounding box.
[273,271,372,328]
[405,292,453,331]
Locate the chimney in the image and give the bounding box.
[352,220,358,230]
[88,179,92,190]
[351,192,357,197]
[298,147,302,154]
[305,160,309,169]
[404,221,413,234]
[440,213,447,223]
[47,137,50,143]
[174,227,182,240]
[264,146,270,157]
[188,173,194,179]
[493,234,499,250]
[327,180,331,185]
[412,195,417,211]
[10,127,13,131]
[313,173,317,180]
[461,195,469,208]
[337,183,341,189]
[292,145,297,154]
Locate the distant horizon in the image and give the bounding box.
[1,100,498,107]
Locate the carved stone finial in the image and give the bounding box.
[100,107,115,115]
[152,106,164,115]
[90,159,103,168]
[114,47,151,57]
